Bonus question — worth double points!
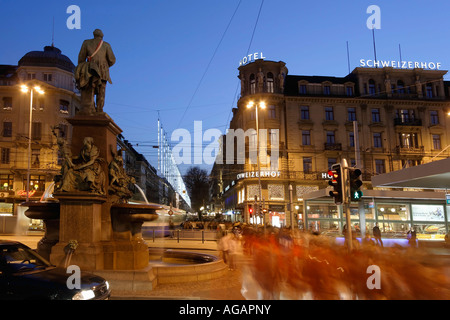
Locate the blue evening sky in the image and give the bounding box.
[1,0,449,174]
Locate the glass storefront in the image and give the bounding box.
[303,197,449,240]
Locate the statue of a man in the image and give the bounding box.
[75,29,116,114]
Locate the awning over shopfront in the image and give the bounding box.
[371,158,450,190]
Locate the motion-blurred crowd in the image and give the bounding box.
[218,224,450,300]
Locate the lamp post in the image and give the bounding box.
[247,101,265,226]
[20,84,44,202]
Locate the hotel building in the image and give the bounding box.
[211,58,450,239]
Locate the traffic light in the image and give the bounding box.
[349,168,363,201]
[248,205,253,217]
[328,164,343,205]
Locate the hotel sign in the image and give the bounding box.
[239,52,266,66]
[237,171,281,180]
[360,59,442,70]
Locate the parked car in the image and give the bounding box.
[0,240,110,300]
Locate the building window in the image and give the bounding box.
[323,85,331,95]
[31,122,42,140]
[328,158,337,169]
[299,84,307,94]
[373,132,382,148]
[399,133,419,148]
[430,110,439,125]
[3,122,12,137]
[426,84,433,98]
[300,106,309,120]
[1,148,10,164]
[266,72,274,93]
[397,80,405,94]
[368,79,376,95]
[27,73,36,80]
[349,132,355,147]
[3,97,12,110]
[347,107,356,121]
[375,159,386,174]
[325,107,334,121]
[432,134,441,150]
[268,105,276,119]
[371,108,381,123]
[303,157,312,173]
[302,130,311,146]
[326,131,335,144]
[59,100,70,114]
[32,149,40,168]
[43,73,53,82]
[346,86,353,96]
[268,184,285,201]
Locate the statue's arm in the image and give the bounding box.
[106,44,116,67]
[78,40,88,64]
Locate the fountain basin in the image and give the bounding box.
[20,201,60,260]
[22,201,60,220]
[149,249,228,284]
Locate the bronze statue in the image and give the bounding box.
[108,147,135,203]
[75,29,116,114]
[54,136,106,194]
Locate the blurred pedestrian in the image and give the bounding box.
[373,224,383,247]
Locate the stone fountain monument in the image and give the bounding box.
[22,29,161,291]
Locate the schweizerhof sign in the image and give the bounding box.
[360,59,442,70]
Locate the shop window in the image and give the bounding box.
[0,174,13,190]
[268,184,284,200]
[23,175,46,192]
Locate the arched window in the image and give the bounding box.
[250,74,256,94]
[267,72,274,93]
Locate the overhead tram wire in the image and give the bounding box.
[224,0,265,132]
[176,0,243,129]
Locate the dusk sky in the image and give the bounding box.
[1,0,449,174]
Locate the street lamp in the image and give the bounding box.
[20,84,44,202]
[247,101,265,225]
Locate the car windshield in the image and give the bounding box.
[0,244,53,274]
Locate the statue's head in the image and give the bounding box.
[93,29,104,39]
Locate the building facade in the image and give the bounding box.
[214,58,450,230]
[0,46,80,232]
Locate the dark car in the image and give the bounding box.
[0,240,110,300]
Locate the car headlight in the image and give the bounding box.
[72,289,96,300]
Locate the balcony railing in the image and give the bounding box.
[395,145,424,155]
[394,118,422,126]
[324,143,342,151]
